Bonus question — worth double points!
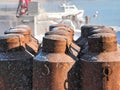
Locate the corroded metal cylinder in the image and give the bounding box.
[90,27,115,35]
[42,35,67,53]
[4,27,39,55]
[78,33,120,90]
[45,30,72,41]
[0,34,33,90]
[49,24,66,31]
[81,24,105,38]
[0,34,25,51]
[76,25,116,58]
[52,26,74,41]
[16,25,40,54]
[75,24,105,46]
[88,33,117,52]
[33,35,75,90]
[4,28,31,43]
[16,25,39,45]
[45,30,80,57]
[16,25,32,35]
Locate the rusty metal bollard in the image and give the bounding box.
[75,25,104,58]
[75,24,105,46]
[4,27,39,55]
[45,30,80,57]
[16,25,32,35]
[16,25,40,53]
[49,24,66,31]
[0,34,33,90]
[52,26,74,41]
[16,25,39,44]
[76,25,115,58]
[90,27,115,35]
[33,35,75,90]
[45,30,72,40]
[78,33,120,90]
[4,28,31,43]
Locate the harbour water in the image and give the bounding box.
[73,0,120,26]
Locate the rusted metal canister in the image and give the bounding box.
[48,26,79,57]
[76,25,114,58]
[49,23,66,31]
[45,30,73,52]
[52,26,74,41]
[16,25,39,43]
[4,27,39,55]
[33,35,75,90]
[4,28,31,43]
[45,30,72,41]
[45,30,80,57]
[78,33,120,90]
[0,34,33,90]
[75,24,105,46]
[0,34,25,51]
[16,25,32,35]
[88,33,117,52]
[69,42,80,57]
[69,26,104,88]
[16,25,40,54]
[90,27,116,35]
[67,60,81,90]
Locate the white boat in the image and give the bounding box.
[46,2,84,19]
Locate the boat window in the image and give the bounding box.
[70,7,74,9]
[65,7,68,9]
[65,6,74,9]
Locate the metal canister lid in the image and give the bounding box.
[42,35,67,53]
[49,24,66,31]
[45,30,72,41]
[88,33,117,52]
[53,26,74,34]
[81,24,105,38]
[90,27,115,35]
[16,25,32,35]
[4,28,30,35]
[81,24,105,30]
[4,28,31,43]
[0,34,25,51]
[52,26,74,40]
